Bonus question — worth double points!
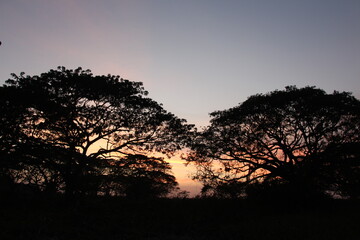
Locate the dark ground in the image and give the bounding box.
[0,196,359,240]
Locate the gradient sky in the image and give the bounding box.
[1,0,359,195]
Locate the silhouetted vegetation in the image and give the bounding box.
[0,67,192,199]
[1,69,360,239]
[185,86,360,200]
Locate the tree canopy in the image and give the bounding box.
[0,67,193,198]
[185,86,360,199]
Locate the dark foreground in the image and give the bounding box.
[0,196,359,240]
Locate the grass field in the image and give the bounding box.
[0,196,359,240]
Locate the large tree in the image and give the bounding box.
[0,67,192,197]
[185,86,360,199]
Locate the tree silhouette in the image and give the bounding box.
[1,67,192,198]
[100,154,179,198]
[185,86,360,199]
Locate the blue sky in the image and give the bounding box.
[1,0,359,195]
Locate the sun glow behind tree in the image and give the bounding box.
[0,67,194,198]
[185,86,360,199]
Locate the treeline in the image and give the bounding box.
[1,67,359,200]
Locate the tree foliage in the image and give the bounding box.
[0,67,192,198]
[185,86,360,199]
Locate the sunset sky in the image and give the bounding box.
[1,0,359,196]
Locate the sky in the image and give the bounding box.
[1,0,360,196]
